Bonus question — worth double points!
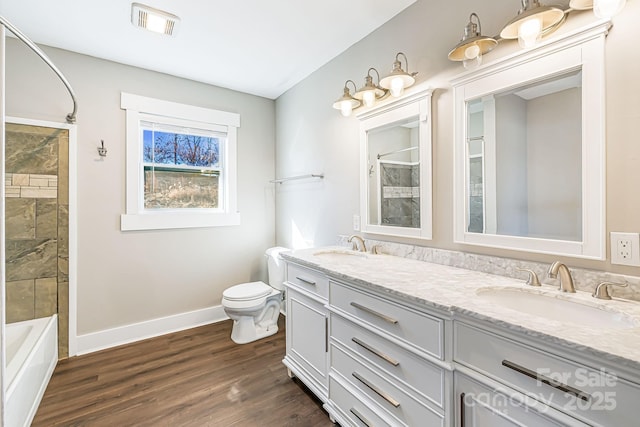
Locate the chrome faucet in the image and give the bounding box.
[548,261,576,293]
[347,235,367,252]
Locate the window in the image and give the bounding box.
[121,93,240,231]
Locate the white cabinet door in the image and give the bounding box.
[284,285,328,400]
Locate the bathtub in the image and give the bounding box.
[5,316,58,427]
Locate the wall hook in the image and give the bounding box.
[97,140,107,157]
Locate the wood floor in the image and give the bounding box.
[33,316,335,426]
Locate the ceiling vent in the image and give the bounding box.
[131,3,180,36]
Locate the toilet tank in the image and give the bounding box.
[265,247,289,291]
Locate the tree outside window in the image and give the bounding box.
[142,125,223,210]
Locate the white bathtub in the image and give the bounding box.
[5,316,58,427]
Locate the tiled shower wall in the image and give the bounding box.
[5,123,69,358]
[380,163,420,228]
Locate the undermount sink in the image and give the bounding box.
[476,288,640,330]
[312,249,369,261]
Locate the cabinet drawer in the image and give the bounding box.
[329,375,397,427]
[331,344,444,427]
[330,281,443,359]
[286,263,328,299]
[455,373,586,427]
[331,313,444,409]
[454,322,640,427]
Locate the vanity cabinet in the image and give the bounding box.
[283,262,329,402]
[326,280,452,426]
[453,321,640,427]
[283,255,640,427]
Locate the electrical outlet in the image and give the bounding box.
[353,214,360,231]
[611,232,640,266]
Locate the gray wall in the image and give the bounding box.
[275,0,640,276]
[526,88,582,241]
[5,39,276,335]
[496,94,528,236]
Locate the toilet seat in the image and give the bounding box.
[223,281,272,301]
[222,281,279,309]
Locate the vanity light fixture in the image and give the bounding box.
[332,80,361,117]
[131,3,180,36]
[447,13,498,69]
[448,0,626,66]
[500,0,565,48]
[354,68,388,108]
[333,54,417,116]
[379,52,418,97]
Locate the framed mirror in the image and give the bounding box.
[358,89,433,239]
[452,22,609,259]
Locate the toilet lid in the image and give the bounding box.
[223,281,272,301]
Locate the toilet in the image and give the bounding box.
[222,247,289,344]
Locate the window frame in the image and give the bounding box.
[120,93,240,231]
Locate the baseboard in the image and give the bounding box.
[76,305,229,355]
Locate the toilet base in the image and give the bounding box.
[228,298,281,344]
[230,316,279,344]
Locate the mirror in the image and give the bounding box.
[452,23,607,259]
[358,90,432,239]
[466,71,582,241]
[367,118,420,228]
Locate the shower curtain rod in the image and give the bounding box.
[377,146,418,160]
[0,16,78,123]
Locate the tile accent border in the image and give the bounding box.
[5,173,58,198]
[338,236,640,302]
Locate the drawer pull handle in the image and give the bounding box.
[352,337,399,367]
[460,392,466,427]
[350,302,398,324]
[350,408,373,427]
[352,372,401,408]
[501,360,591,402]
[296,276,316,286]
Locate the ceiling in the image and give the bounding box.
[0,0,416,99]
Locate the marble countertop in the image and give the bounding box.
[282,246,640,376]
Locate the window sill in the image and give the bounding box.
[120,212,241,231]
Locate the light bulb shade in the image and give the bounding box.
[500,3,565,40]
[380,72,415,96]
[593,0,626,18]
[464,45,481,59]
[389,77,406,97]
[362,90,377,107]
[568,0,594,10]
[339,101,354,117]
[380,53,416,97]
[448,13,498,63]
[332,97,360,116]
[354,85,386,101]
[448,35,498,61]
[463,54,483,70]
[354,73,387,104]
[518,17,542,48]
[332,83,361,116]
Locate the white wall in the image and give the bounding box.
[5,40,276,336]
[275,0,640,276]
